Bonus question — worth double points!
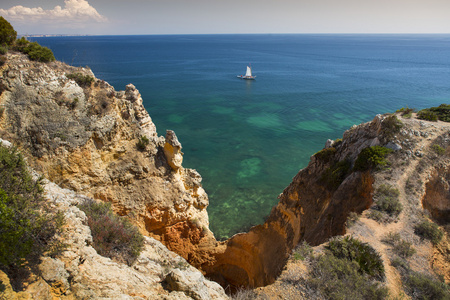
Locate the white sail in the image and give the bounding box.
[245,66,252,77]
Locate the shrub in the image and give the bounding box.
[0,143,64,288]
[417,109,438,122]
[391,257,409,271]
[66,72,94,87]
[414,220,443,245]
[375,184,402,217]
[292,241,313,261]
[307,253,389,300]
[326,236,385,279]
[137,135,150,151]
[396,107,416,118]
[0,17,17,46]
[13,36,28,50]
[354,146,393,171]
[321,159,351,189]
[231,288,261,300]
[0,46,7,55]
[432,144,446,155]
[0,55,6,67]
[404,271,449,300]
[381,114,403,139]
[418,104,450,122]
[314,147,337,163]
[18,41,55,62]
[78,199,144,265]
[368,210,384,222]
[346,211,360,228]
[382,232,415,258]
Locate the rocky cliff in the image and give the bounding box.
[0,170,226,299]
[0,52,217,260]
[0,52,225,299]
[201,113,450,292]
[1,51,448,299]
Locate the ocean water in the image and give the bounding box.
[32,34,450,239]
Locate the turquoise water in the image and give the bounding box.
[33,34,450,239]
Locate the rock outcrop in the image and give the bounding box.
[201,114,450,290]
[201,115,386,287]
[0,52,215,264]
[0,173,227,299]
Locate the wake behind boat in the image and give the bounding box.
[237,65,256,80]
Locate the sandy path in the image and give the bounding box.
[352,115,450,297]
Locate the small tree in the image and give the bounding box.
[0,16,17,46]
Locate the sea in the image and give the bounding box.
[31,34,450,240]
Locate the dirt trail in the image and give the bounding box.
[354,115,450,297]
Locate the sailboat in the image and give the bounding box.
[237,65,256,80]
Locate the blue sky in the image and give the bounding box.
[1,0,449,35]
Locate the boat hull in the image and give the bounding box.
[237,75,256,80]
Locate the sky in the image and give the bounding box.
[0,0,449,35]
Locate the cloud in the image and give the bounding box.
[0,0,107,24]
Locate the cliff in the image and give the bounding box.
[0,51,448,299]
[201,113,449,295]
[0,52,218,262]
[0,52,225,299]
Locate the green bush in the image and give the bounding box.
[15,40,55,62]
[396,107,416,118]
[414,220,444,245]
[381,114,403,139]
[375,184,402,217]
[321,159,351,189]
[0,17,17,46]
[354,146,393,171]
[137,135,150,151]
[346,211,360,228]
[314,147,337,163]
[0,46,7,55]
[0,143,64,288]
[417,110,438,122]
[382,232,416,258]
[418,104,450,122]
[292,241,313,261]
[0,55,6,67]
[405,271,449,300]
[307,253,389,300]
[432,144,446,155]
[78,199,144,266]
[66,72,94,87]
[326,236,385,279]
[14,36,28,50]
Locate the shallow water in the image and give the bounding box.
[33,34,450,239]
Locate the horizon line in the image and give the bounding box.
[23,32,450,38]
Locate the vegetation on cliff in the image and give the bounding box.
[354,146,393,171]
[13,37,55,62]
[0,18,55,63]
[0,143,64,289]
[0,17,16,47]
[78,199,145,266]
[417,104,450,122]
[281,237,388,300]
[66,72,95,87]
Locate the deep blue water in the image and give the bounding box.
[31,34,450,239]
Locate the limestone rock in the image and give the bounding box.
[385,141,402,151]
[165,269,226,300]
[0,175,228,299]
[0,52,214,272]
[164,130,184,172]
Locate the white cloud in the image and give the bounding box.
[0,0,107,24]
